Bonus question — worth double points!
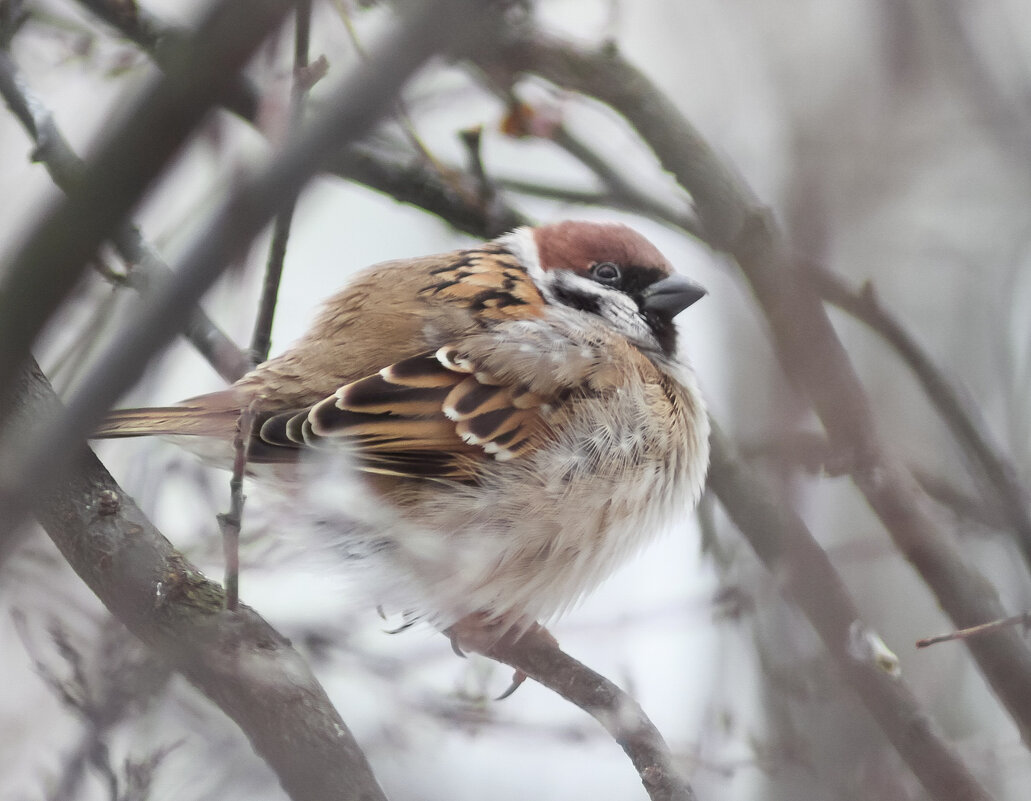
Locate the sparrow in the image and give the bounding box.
[95,220,710,653]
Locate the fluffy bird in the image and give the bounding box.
[96,220,710,651]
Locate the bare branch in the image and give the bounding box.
[73,0,528,241]
[249,0,315,367]
[328,142,528,238]
[551,123,702,237]
[0,0,297,407]
[0,45,250,384]
[484,25,1031,745]
[740,431,1007,530]
[217,407,255,611]
[11,360,387,801]
[707,423,995,801]
[72,0,260,120]
[809,263,1031,570]
[484,631,698,801]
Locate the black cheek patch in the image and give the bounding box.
[645,312,679,358]
[550,283,602,316]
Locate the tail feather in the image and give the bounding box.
[93,404,240,439]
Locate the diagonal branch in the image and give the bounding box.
[485,25,1031,746]
[486,634,698,801]
[707,423,995,801]
[0,46,250,383]
[0,0,297,409]
[9,360,387,801]
[73,0,527,241]
[809,263,1031,570]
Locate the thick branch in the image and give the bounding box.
[487,26,1031,745]
[10,361,386,801]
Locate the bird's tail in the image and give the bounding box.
[93,402,240,439]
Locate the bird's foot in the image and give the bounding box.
[444,614,558,699]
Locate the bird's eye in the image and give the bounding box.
[590,262,622,284]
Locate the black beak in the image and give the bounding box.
[641,274,707,317]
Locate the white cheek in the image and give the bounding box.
[496,227,543,279]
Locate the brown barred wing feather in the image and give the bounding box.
[257,350,550,481]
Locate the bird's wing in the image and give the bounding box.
[256,346,553,480]
[254,317,644,480]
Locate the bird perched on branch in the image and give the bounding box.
[95,220,710,655]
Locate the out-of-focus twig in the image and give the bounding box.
[0,46,250,383]
[706,423,995,801]
[491,94,700,233]
[809,263,1031,572]
[74,0,528,241]
[483,24,1031,747]
[740,431,1007,530]
[551,124,702,237]
[0,0,296,411]
[497,175,695,233]
[73,0,260,120]
[14,615,173,801]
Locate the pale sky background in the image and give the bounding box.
[3,1,1031,799]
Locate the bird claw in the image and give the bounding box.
[495,669,527,700]
[449,633,468,658]
[444,615,559,698]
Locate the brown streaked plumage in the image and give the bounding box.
[95,221,710,648]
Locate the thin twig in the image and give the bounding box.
[550,123,702,238]
[73,0,260,120]
[217,407,255,610]
[332,0,455,189]
[489,90,700,233]
[248,0,315,367]
[74,0,527,241]
[496,175,696,231]
[918,612,1031,649]
[740,431,1006,530]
